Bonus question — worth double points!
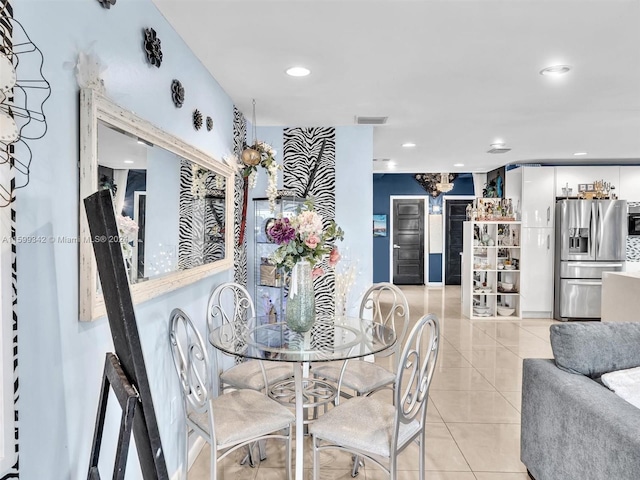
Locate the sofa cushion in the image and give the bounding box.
[550,322,640,378]
[601,366,640,409]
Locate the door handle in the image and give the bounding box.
[547,206,550,224]
[570,263,623,268]
[547,234,550,250]
[567,280,602,286]
[393,244,401,249]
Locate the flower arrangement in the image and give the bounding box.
[268,200,344,274]
[191,164,224,200]
[241,140,281,212]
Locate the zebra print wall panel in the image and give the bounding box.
[232,106,247,286]
[283,127,337,317]
[178,161,226,270]
[0,1,19,478]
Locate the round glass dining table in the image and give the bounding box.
[208,315,396,479]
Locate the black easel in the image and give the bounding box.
[87,353,139,480]
[84,189,169,480]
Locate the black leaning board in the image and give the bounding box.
[84,189,169,479]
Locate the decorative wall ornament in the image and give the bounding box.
[414,173,457,197]
[206,116,213,131]
[192,109,202,130]
[143,27,162,68]
[97,0,116,8]
[70,49,107,94]
[0,15,52,207]
[170,79,184,108]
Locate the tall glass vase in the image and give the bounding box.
[286,260,316,333]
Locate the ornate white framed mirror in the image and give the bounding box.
[79,88,235,321]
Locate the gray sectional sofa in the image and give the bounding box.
[521,322,640,480]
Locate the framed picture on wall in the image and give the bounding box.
[373,214,387,237]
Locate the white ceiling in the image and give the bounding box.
[151,0,640,174]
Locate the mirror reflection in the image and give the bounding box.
[97,121,227,285]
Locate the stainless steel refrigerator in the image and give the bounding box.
[554,199,627,321]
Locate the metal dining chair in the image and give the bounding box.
[312,282,411,400]
[169,308,294,480]
[207,282,294,393]
[207,282,294,464]
[309,313,440,480]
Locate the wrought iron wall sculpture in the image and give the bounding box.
[0,15,51,207]
[414,173,457,198]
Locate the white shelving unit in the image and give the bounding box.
[462,221,522,319]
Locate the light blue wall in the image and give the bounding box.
[16,1,235,478]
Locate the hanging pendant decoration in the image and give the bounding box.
[206,116,213,131]
[192,109,203,130]
[171,79,184,108]
[143,28,163,68]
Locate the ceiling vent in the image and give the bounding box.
[487,144,511,154]
[356,116,388,125]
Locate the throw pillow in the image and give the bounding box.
[601,366,640,409]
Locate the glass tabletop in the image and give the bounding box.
[208,315,396,363]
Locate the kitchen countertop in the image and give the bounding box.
[601,271,640,322]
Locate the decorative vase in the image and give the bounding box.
[286,260,316,333]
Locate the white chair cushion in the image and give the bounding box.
[190,389,294,447]
[309,396,420,458]
[312,361,396,394]
[220,361,294,391]
[601,366,640,409]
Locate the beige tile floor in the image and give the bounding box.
[190,285,559,479]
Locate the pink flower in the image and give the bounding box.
[312,267,324,279]
[328,247,341,267]
[304,233,320,249]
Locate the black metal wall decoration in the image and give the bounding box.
[0,15,51,208]
[97,0,116,8]
[206,116,213,131]
[143,28,162,68]
[84,189,169,480]
[170,79,184,108]
[193,109,202,130]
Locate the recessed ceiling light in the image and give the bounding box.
[286,66,311,77]
[540,65,572,76]
[402,142,416,148]
[454,163,464,167]
[387,161,397,169]
[124,160,134,164]
[573,152,588,156]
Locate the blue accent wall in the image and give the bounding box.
[373,173,475,283]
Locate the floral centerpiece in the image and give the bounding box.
[267,200,344,332]
[268,200,344,273]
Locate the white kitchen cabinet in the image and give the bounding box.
[555,166,620,198]
[462,221,521,319]
[519,227,554,317]
[521,167,555,228]
[618,166,640,202]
